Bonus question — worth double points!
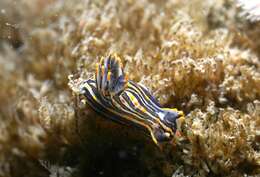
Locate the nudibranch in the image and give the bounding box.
[68,54,185,145]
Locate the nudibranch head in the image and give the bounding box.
[152,108,184,142]
[161,109,184,131]
[68,53,185,146]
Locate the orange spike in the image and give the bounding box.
[124,72,128,82]
[95,63,99,73]
[101,66,105,75]
[100,57,104,65]
[107,71,111,81]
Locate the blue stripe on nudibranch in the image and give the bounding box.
[81,80,147,130]
[73,54,185,145]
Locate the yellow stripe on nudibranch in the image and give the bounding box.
[74,53,185,146]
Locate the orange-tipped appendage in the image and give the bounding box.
[107,71,111,81]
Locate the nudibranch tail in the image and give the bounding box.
[69,53,185,146]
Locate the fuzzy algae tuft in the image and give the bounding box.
[0,0,259,177]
